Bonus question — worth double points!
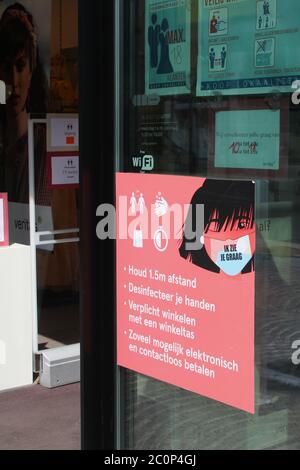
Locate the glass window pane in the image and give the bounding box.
[117,0,300,450]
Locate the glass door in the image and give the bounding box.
[114,0,300,450]
[0,0,79,376]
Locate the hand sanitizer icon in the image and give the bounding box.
[133,224,143,248]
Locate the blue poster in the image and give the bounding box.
[215,110,280,170]
[197,0,300,96]
[145,0,191,96]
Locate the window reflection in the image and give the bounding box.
[120,0,300,450]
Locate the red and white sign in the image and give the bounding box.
[47,152,79,189]
[0,193,9,247]
[116,173,255,414]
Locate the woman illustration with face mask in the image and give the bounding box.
[179,179,255,276]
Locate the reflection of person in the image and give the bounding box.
[179,180,255,276]
[0,2,49,203]
[0,3,78,295]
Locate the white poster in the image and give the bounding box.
[51,155,79,186]
[8,203,53,251]
[47,115,79,152]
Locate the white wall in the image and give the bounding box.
[0,244,33,391]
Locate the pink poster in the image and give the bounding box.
[116,173,255,414]
[0,193,9,247]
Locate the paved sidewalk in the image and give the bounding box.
[0,383,80,450]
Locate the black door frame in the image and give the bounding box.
[79,0,116,450]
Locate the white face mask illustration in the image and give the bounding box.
[206,234,253,276]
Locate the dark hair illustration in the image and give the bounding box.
[179,179,255,273]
